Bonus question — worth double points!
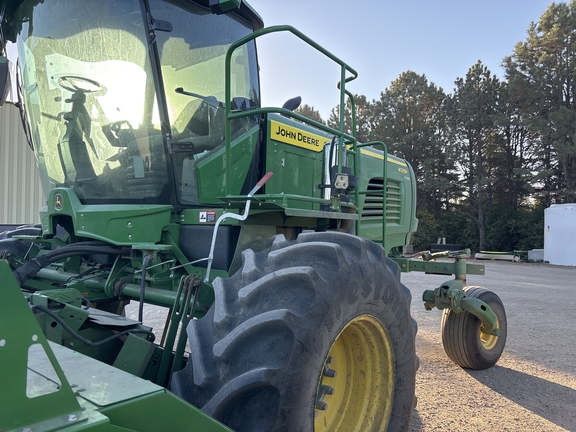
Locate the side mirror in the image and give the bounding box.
[0,56,12,106]
[282,96,302,112]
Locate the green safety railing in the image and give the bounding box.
[343,87,388,245]
[223,25,389,244]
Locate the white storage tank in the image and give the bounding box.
[544,204,576,266]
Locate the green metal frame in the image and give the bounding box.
[220,26,415,252]
[0,262,83,431]
[0,261,231,431]
[224,25,358,199]
[343,88,388,242]
[223,27,365,211]
[391,249,499,336]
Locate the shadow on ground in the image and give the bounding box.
[467,365,576,431]
[410,408,422,431]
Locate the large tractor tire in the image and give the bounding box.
[171,231,417,431]
[441,286,507,370]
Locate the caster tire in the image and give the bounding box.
[441,286,507,370]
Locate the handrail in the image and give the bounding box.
[223,25,389,246]
[224,25,358,196]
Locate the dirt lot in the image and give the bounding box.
[127,259,576,431]
[404,260,576,431]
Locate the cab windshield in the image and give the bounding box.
[14,0,259,204]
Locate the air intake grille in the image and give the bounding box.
[386,181,402,224]
[360,178,402,225]
[361,178,384,220]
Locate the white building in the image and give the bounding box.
[0,102,44,230]
[544,204,576,266]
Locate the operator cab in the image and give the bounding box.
[5,0,262,206]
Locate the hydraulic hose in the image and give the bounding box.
[30,304,155,346]
[13,243,130,287]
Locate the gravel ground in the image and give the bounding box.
[403,260,576,432]
[127,259,576,431]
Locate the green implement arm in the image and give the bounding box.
[0,261,230,432]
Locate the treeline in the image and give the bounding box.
[297,1,576,252]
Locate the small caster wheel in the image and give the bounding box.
[441,286,507,369]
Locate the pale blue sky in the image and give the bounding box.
[6,1,561,118]
[248,0,562,118]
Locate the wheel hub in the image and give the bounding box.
[480,320,500,350]
[314,315,394,431]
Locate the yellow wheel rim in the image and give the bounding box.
[480,320,500,350]
[314,315,394,432]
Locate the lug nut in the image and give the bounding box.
[323,365,337,377]
[322,385,335,395]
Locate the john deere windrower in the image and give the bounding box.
[0,1,506,430]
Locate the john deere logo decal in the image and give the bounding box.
[54,193,63,210]
[269,120,329,152]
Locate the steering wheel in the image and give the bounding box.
[57,75,105,95]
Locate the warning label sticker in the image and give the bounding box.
[199,211,217,223]
[270,120,329,152]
